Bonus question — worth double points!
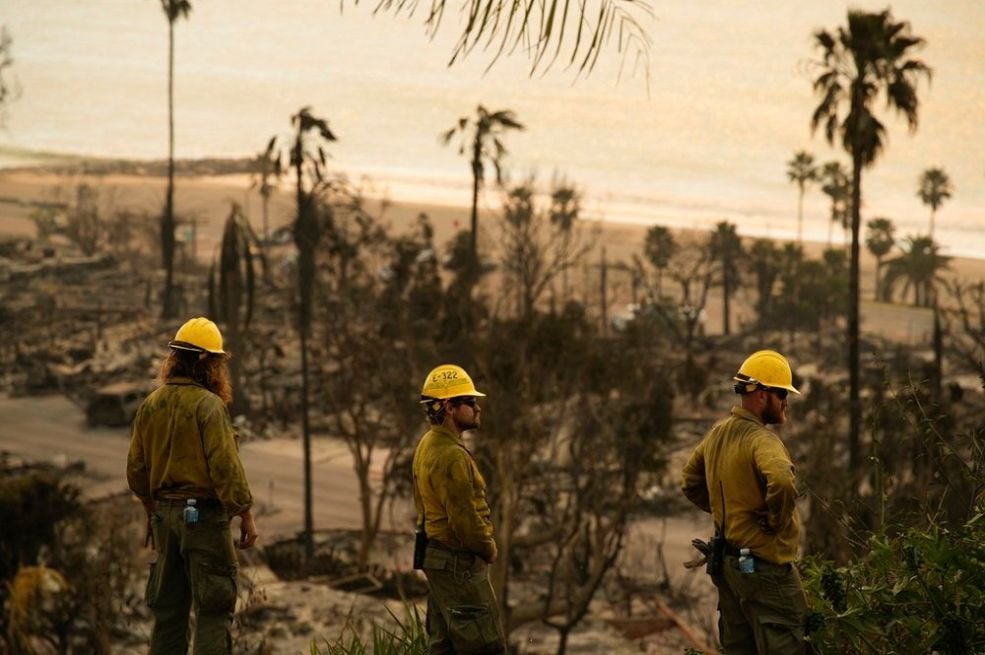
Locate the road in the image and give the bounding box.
[0,393,408,540]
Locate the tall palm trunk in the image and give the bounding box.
[296,155,314,560]
[874,257,882,301]
[722,257,731,336]
[469,135,482,261]
[161,19,177,318]
[797,186,805,244]
[848,136,863,482]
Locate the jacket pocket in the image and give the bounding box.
[194,562,238,614]
[447,604,502,654]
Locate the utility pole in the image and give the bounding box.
[600,245,608,337]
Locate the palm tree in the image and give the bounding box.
[208,203,262,415]
[442,106,524,262]
[709,221,742,336]
[917,167,953,238]
[549,183,581,302]
[252,140,279,244]
[0,27,14,122]
[786,150,819,244]
[748,238,782,326]
[882,235,950,307]
[266,107,337,559]
[819,161,851,247]
[158,0,192,319]
[377,0,650,76]
[643,225,676,300]
[865,217,895,301]
[810,9,931,476]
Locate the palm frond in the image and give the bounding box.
[427,0,651,75]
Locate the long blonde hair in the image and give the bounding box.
[158,349,233,405]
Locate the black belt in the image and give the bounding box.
[427,539,476,557]
[155,497,223,509]
[723,552,792,571]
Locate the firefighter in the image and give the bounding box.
[127,317,257,654]
[681,349,808,654]
[412,364,507,654]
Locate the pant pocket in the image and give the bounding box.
[194,562,238,614]
[447,604,502,654]
[759,614,805,654]
[144,560,162,608]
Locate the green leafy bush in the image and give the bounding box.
[803,512,985,654]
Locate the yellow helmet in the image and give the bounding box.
[420,364,486,402]
[170,317,225,354]
[734,350,800,394]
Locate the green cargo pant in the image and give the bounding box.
[713,554,808,655]
[422,544,506,655]
[144,500,238,655]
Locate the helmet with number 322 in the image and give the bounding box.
[420,364,486,402]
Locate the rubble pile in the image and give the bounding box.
[0,236,163,406]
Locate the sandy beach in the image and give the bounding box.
[3,167,984,340]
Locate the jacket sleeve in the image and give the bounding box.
[439,452,497,562]
[753,435,798,533]
[199,397,254,515]
[681,441,711,513]
[126,408,150,501]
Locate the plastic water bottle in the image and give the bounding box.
[183,499,199,525]
[738,547,755,574]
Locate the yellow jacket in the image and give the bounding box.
[412,423,497,562]
[681,406,800,564]
[126,377,253,516]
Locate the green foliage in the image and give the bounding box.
[764,245,846,336]
[803,514,985,654]
[882,235,951,307]
[0,472,82,584]
[0,473,144,653]
[309,606,428,655]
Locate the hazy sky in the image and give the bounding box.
[2,1,983,253]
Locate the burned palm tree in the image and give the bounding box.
[158,0,192,319]
[709,221,742,336]
[643,225,676,301]
[266,107,337,558]
[442,106,524,263]
[208,203,262,415]
[786,150,819,244]
[819,161,851,247]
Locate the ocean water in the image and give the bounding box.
[2,0,983,256]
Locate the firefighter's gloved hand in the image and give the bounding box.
[684,538,711,569]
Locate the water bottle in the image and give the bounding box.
[738,547,755,574]
[183,499,199,525]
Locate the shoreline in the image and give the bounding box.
[2,150,983,263]
[2,165,985,289]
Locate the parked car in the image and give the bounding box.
[86,381,153,427]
